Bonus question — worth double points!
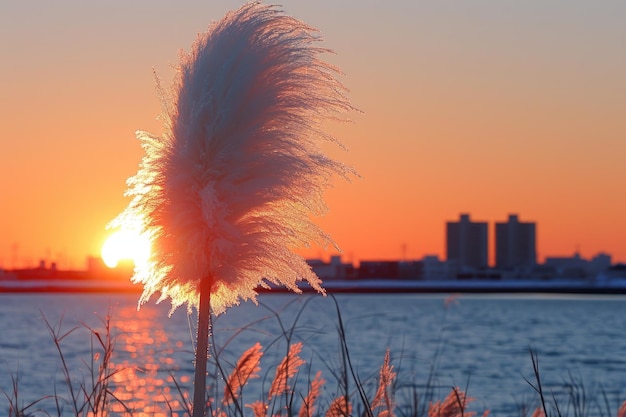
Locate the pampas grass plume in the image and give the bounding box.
[269,342,306,399]
[326,396,352,417]
[530,407,545,417]
[223,342,264,404]
[427,388,475,417]
[112,2,356,314]
[298,370,325,417]
[247,400,269,417]
[371,348,396,417]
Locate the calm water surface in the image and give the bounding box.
[1,293,626,416]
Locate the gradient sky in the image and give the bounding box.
[1,1,625,269]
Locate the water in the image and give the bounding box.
[1,292,626,416]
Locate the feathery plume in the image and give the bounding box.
[111,1,356,315]
[326,396,352,417]
[247,401,268,417]
[298,371,325,417]
[223,342,264,404]
[428,388,475,417]
[443,294,460,309]
[371,349,396,417]
[269,342,306,398]
[111,3,354,415]
[530,407,545,417]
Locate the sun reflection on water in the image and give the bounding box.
[107,304,192,416]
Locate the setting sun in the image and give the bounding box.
[101,230,151,269]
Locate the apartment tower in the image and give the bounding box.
[446,214,488,270]
[495,214,536,270]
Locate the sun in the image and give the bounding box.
[101,230,151,269]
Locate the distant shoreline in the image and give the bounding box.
[2,279,626,295]
[0,284,141,294]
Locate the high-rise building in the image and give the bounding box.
[446,214,488,270]
[495,214,536,270]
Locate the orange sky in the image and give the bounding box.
[1,1,625,269]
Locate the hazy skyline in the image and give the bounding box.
[2,1,625,269]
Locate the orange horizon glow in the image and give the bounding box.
[1,2,625,271]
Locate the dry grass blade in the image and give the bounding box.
[41,313,82,415]
[524,348,552,417]
[2,370,53,417]
[330,294,373,417]
[37,312,135,417]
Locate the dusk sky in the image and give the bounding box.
[2,1,625,269]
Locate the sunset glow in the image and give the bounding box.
[1,2,625,269]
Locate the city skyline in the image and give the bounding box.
[0,212,617,271]
[2,1,625,269]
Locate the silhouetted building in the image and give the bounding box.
[421,255,455,280]
[545,253,587,278]
[544,252,612,278]
[307,255,357,280]
[446,214,488,271]
[358,261,399,279]
[589,253,611,275]
[495,214,536,271]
